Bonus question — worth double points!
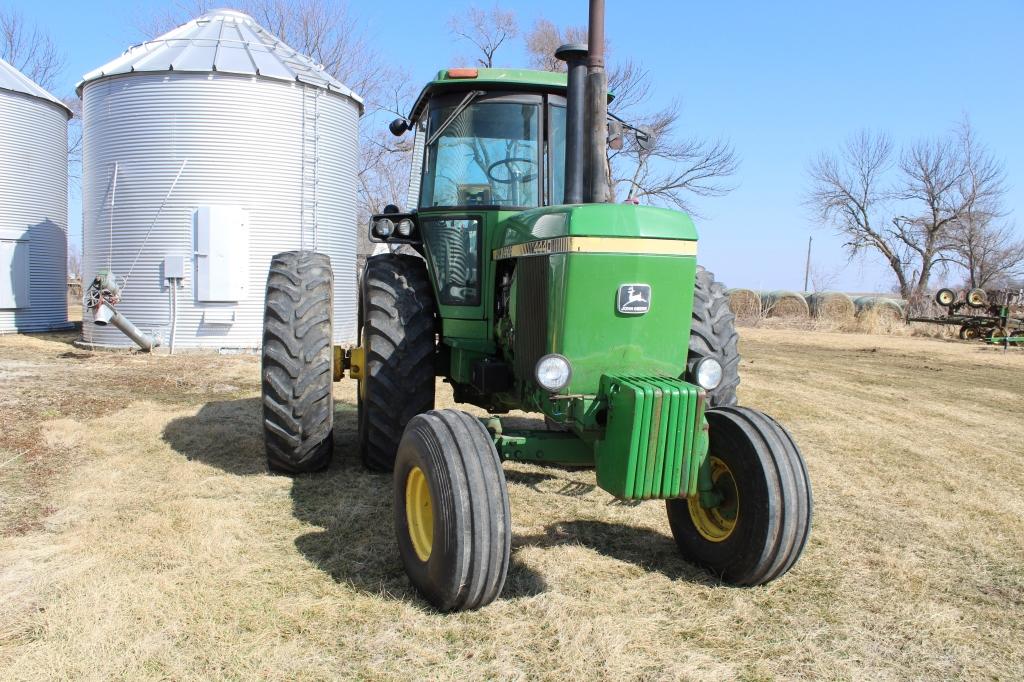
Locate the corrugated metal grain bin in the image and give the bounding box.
[79,9,363,350]
[0,57,71,333]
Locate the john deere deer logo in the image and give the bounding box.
[617,284,651,314]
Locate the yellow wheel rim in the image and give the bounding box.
[688,456,740,543]
[405,466,433,561]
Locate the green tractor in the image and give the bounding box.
[261,15,811,612]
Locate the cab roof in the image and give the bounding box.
[408,68,568,123]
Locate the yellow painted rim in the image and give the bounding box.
[688,456,739,543]
[405,466,433,562]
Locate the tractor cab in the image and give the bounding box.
[375,69,570,316]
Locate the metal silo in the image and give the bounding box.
[79,8,362,350]
[0,58,71,334]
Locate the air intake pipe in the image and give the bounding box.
[93,300,161,352]
[555,43,588,204]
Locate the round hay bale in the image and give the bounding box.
[806,291,855,320]
[854,296,904,321]
[726,288,761,319]
[763,290,809,318]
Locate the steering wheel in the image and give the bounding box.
[487,157,538,184]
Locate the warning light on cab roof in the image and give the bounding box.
[447,68,479,79]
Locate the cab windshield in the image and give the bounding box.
[420,97,541,209]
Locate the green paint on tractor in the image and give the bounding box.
[261,20,812,610]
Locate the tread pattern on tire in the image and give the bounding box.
[667,406,812,586]
[261,250,334,473]
[396,409,511,611]
[689,266,741,406]
[360,254,437,471]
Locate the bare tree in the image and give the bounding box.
[808,121,1010,302]
[950,217,1024,288]
[448,4,518,68]
[67,242,82,281]
[0,8,64,91]
[524,18,587,71]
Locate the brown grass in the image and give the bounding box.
[1,330,1023,679]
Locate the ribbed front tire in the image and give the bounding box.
[667,406,812,585]
[358,254,437,471]
[394,410,511,612]
[261,251,334,473]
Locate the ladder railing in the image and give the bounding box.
[300,84,321,252]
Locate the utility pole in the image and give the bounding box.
[803,235,812,291]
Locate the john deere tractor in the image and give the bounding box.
[261,7,812,612]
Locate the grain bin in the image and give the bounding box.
[79,9,363,350]
[0,58,71,334]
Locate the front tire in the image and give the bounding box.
[667,406,812,585]
[688,267,741,406]
[394,410,511,612]
[261,251,334,473]
[358,254,437,471]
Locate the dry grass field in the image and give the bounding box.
[1,328,1022,680]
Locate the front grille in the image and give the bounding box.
[513,256,549,383]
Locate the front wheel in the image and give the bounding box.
[667,406,812,585]
[393,409,511,612]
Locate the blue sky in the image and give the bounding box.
[9,0,1023,292]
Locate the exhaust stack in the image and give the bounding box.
[585,0,608,203]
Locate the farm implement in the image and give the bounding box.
[259,0,812,610]
[909,287,1024,347]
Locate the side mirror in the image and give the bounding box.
[635,126,655,152]
[607,120,624,150]
[389,118,411,137]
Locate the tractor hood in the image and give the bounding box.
[496,203,700,401]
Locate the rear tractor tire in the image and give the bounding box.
[667,406,812,586]
[358,254,437,471]
[688,266,741,407]
[394,410,511,612]
[261,251,334,473]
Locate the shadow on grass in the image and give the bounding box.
[162,397,545,604]
[515,519,716,585]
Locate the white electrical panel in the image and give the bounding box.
[194,206,249,301]
[0,235,31,309]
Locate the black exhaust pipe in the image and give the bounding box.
[555,44,588,204]
[585,0,608,203]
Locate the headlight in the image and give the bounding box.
[694,357,723,391]
[373,218,394,239]
[396,218,414,237]
[534,354,572,392]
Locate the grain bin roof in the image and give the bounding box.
[0,57,72,117]
[76,8,363,107]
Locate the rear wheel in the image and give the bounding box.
[394,409,511,611]
[358,254,437,471]
[688,266,740,406]
[667,406,812,585]
[261,251,334,473]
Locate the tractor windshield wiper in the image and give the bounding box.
[426,90,484,147]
